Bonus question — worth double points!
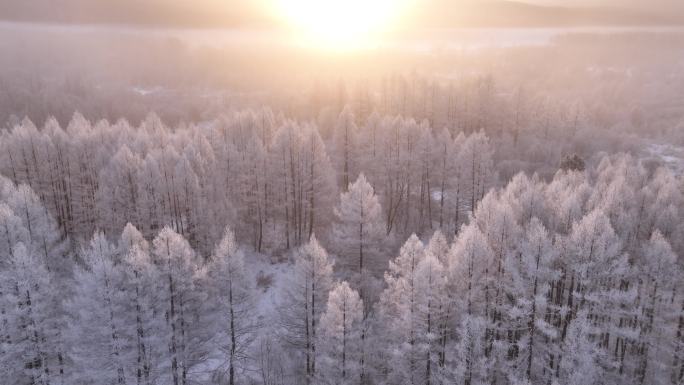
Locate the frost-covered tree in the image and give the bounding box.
[0,176,66,277]
[270,122,336,249]
[97,146,143,237]
[0,243,64,385]
[507,218,559,383]
[279,234,334,383]
[207,226,257,385]
[377,234,426,384]
[301,124,337,239]
[446,315,491,385]
[552,209,634,383]
[633,231,680,385]
[270,122,303,249]
[447,224,494,318]
[416,123,435,232]
[151,227,206,385]
[557,313,602,385]
[333,174,385,302]
[413,252,447,385]
[317,281,364,385]
[118,222,149,256]
[371,116,409,236]
[172,153,202,251]
[119,224,160,385]
[136,152,166,236]
[0,203,29,262]
[68,232,130,385]
[456,130,494,216]
[426,230,451,369]
[234,134,269,252]
[333,107,359,191]
[433,127,454,231]
[446,131,467,233]
[0,177,68,385]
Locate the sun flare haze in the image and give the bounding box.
[275,0,409,49]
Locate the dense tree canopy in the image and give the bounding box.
[0,107,682,385]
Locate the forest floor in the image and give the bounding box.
[191,251,290,382]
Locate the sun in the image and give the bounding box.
[276,0,407,49]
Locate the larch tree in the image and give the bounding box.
[563,209,634,381]
[507,218,559,383]
[471,190,522,379]
[377,234,426,384]
[68,232,130,385]
[333,107,359,192]
[301,124,337,240]
[394,118,421,237]
[182,135,220,254]
[433,127,454,231]
[119,224,159,385]
[445,224,495,385]
[0,176,69,385]
[1,242,63,385]
[333,174,385,307]
[172,154,202,252]
[269,123,297,249]
[448,131,468,233]
[0,203,29,262]
[414,124,433,233]
[634,230,680,385]
[449,315,491,385]
[118,222,149,256]
[0,176,66,278]
[426,230,451,369]
[279,234,334,383]
[96,145,143,238]
[138,154,165,240]
[544,169,590,234]
[447,223,494,319]
[373,116,407,236]
[234,134,268,252]
[151,227,204,385]
[358,110,381,171]
[207,226,257,385]
[557,313,602,385]
[317,281,364,385]
[63,115,101,241]
[413,252,447,385]
[456,130,494,216]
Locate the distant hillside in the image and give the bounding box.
[0,0,275,28]
[401,0,683,28]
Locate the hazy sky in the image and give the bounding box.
[531,0,684,10]
[0,0,682,28]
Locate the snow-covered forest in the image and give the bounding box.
[1,5,684,384]
[0,102,682,384]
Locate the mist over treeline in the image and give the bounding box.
[1,23,683,144]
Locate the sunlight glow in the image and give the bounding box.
[276,0,408,50]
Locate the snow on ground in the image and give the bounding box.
[246,251,290,323]
[192,250,292,382]
[132,86,164,96]
[431,190,445,201]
